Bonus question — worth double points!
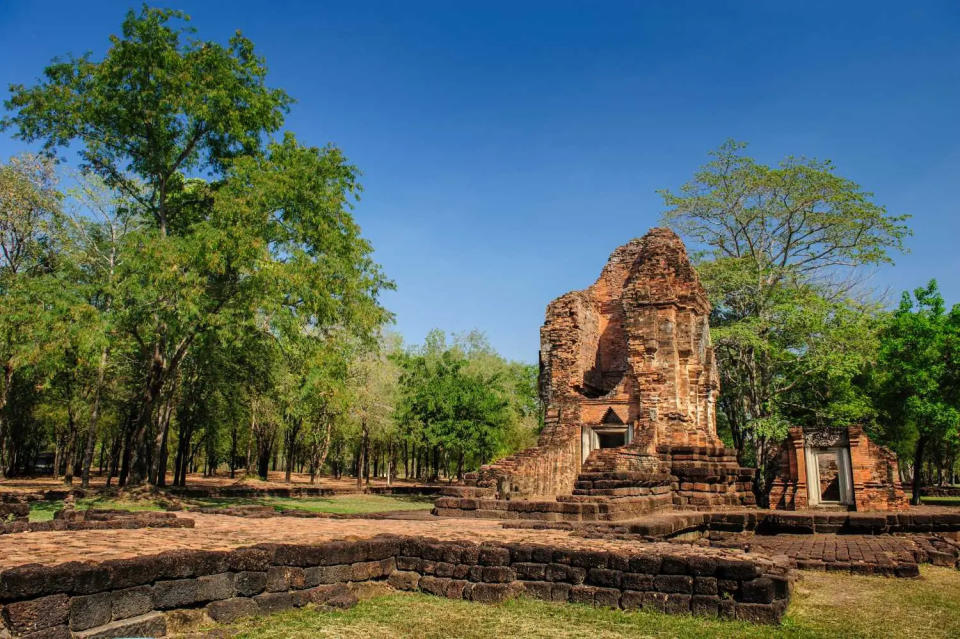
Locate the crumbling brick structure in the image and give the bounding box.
[768,425,908,512]
[436,228,755,521]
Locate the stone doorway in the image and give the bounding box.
[581,424,633,462]
[805,445,854,507]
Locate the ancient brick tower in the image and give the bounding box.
[435,228,756,521]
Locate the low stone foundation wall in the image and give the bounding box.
[0,512,193,536]
[922,486,960,498]
[504,510,960,538]
[0,535,792,636]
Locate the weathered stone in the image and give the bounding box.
[740,577,775,604]
[653,574,693,594]
[205,597,258,623]
[69,592,112,631]
[265,566,305,592]
[197,573,236,602]
[234,571,267,597]
[304,564,352,586]
[151,578,199,609]
[387,571,420,591]
[111,586,152,620]
[4,593,69,633]
[253,591,310,614]
[72,611,165,639]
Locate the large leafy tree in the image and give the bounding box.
[875,281,960,504]
[0,153,62,475]
[3,7,391,485]
[661,141,910,500]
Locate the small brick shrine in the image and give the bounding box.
[435,228,756,521]
[768,425,908,512]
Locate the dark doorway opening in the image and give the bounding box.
[598,431,625,449]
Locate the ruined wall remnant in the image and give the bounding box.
[769,425,908,512]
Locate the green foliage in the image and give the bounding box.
[873,280,960,503]
[0,7,394,485]
[662,141,909,499]
[394,330,538,479]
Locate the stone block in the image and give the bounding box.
[546,563,586,584]
[478,546,510,566]
[253,591,310,614]
[234,571,267,597]
[514,562,547,581]
[643,591,691,614]
[653,574,693,594]
[226,548,272,572]
[110,586,152,621]
[690,594,720,616]
[587,568,622,588]
[303,564,351,587]
[72,611,165,638]
[628,554,662,575]
[4,593,69,633]
[102,556,161,591]
[520,581,553,600]
[396,556,421,572]
[152,578,199,609]
[570,551,608,570]
[387,571,420,591]
[659,555,691,575]
[594,587,620,608]
[205,597,258,623]
[18,625,71,639]
[266,566,305,592]
[481,566,516,583]
[735,601,784,624]
[620,590,644,610]
[693,577,718,596]
[568,585,596,604]
[68,592,112,631]
[716,559,759,580]
[740,577,775,604]
[468,583,517,604]
[197,573,236,602]
[621,573,653,591]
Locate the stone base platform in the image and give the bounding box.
[436,445,756,522]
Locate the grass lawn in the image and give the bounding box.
[921,496,960,506]
[207,566,960,639]
[28,497,165,522]
[186,494,436,515]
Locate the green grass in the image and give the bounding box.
[921,496,960,506]
[28,497,165,522]
[203,566,960,639]
[187,494,435,515]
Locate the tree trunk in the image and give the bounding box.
[912,436,926,506]
[0,362,14,477]
[80,348,110,488]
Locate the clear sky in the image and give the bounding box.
[2,1,958,363]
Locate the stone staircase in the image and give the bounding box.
[433,445,756,522]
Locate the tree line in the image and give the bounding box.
[0,7,538,489]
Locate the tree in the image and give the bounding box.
[0,153,61,475]
[874,281,960,504]
[661,141,910,500]
[3,7,391,484]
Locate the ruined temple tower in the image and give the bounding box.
[435,228,756,521]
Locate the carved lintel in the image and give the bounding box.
[803,426,849,448]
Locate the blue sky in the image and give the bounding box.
[2,1,958,363]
